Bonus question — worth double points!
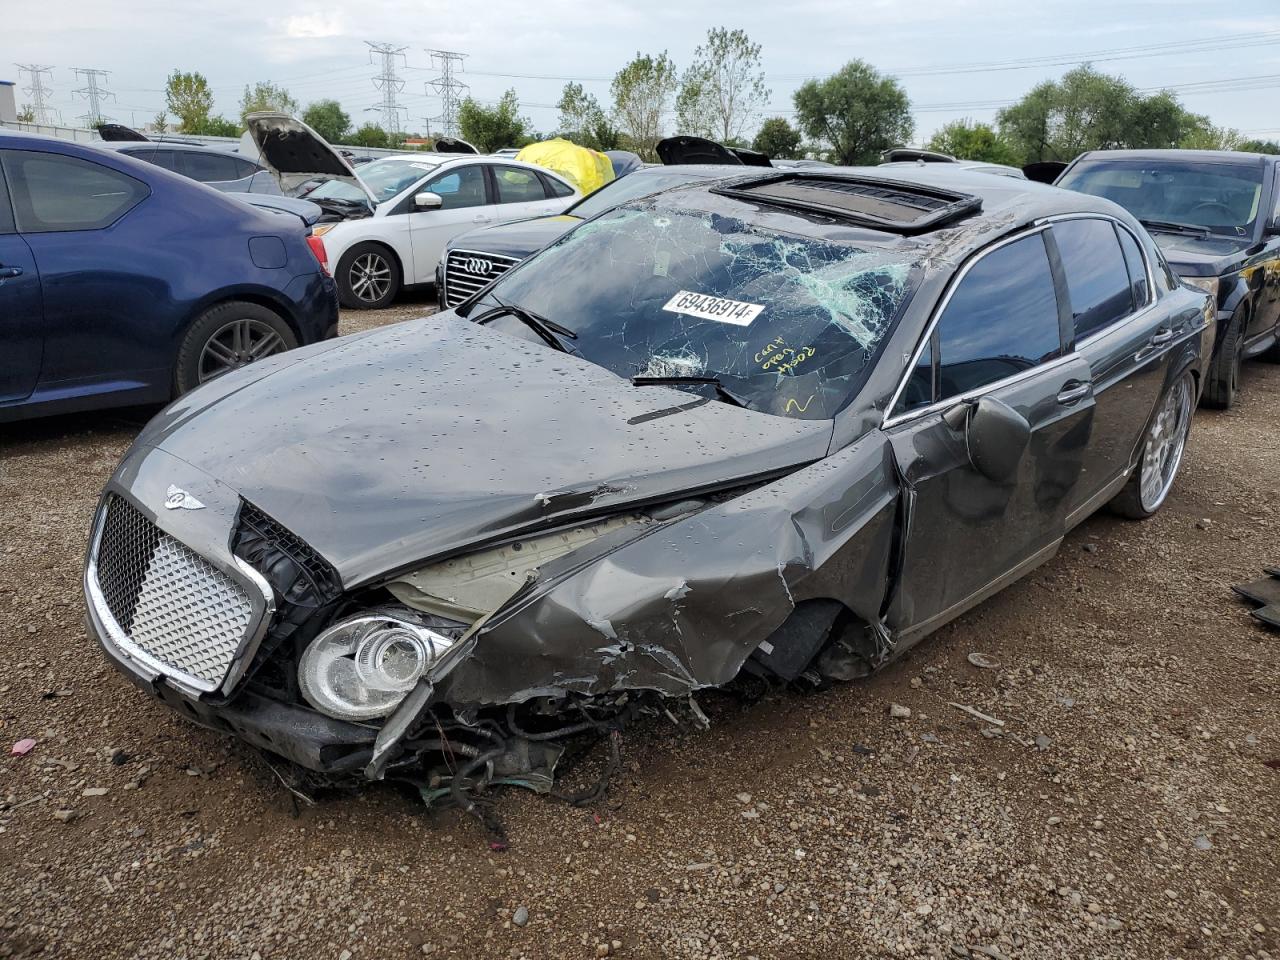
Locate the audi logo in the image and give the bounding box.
[459,257,493,275]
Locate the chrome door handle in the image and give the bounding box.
[1150,329,1174,346]
[0,265,23,279]
[472,215,492,224]
[1056,380,1091,405]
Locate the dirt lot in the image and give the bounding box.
[1,304,1278,960]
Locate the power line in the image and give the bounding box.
[15,63,57,124]
[365,41,408,136]
[424,49,469,138]
[72,68,115,126]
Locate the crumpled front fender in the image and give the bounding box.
[433,430,901,708]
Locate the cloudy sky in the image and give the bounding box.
[6,0,1280,143]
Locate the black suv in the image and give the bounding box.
[1057,149,1280,408]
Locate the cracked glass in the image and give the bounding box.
[469,199,921,419]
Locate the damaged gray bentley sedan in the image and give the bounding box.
[85,168,1213,806]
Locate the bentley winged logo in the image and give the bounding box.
[164,484,206,511]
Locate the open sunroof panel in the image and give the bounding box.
[713,173,983,234]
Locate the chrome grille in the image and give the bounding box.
[442,249,521,308]
[91,496,257,692]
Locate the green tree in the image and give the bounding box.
[202,116,242,137]
[152,112,168,134]
[165,70,214,133]
[676,28,769,143]
[997,65,1206,163]
[240,81,299,125]
[557,82,608,147]
[1179,122,1242,151]
[457,90,531,152]
[1239,138,1280,155]
[926,119,1020,165]
[792,60,912,165]
[17,105,36,123]
[302,99,351,143]
[752,117,802,159]
[349,122,391,148]
[611,52,678,160]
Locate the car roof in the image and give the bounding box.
[374,152,576,180]
[1072,148,1274,165]
[661,165,1129,255]
[96,141,246,159]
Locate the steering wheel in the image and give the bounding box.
[1187,201,1234,222]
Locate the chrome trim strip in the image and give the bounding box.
[83,498,275,699]
[883,355,1076,431]
[448,248,521,266]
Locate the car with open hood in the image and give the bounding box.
[1055,149,1280,408]
[85,168,1212,807]
[435,164,745,310]
[243,113,580,309]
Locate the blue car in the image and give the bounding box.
[0,130,338,422]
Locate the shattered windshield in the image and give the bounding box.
[470,201,919,420]
[1058,159,1264,237]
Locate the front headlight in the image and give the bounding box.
[1184,276,1219,299]
[298,614,455,721]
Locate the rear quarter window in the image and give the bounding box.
[3,150,148,233]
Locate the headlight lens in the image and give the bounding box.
[311,224,335,238]
[298,615,455,721]
[1184,276,1219,299]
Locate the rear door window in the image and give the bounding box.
[179,150,241,183]
[935,233,1062,401]
[540,173,574,198]
[0,167,15,233]
[493,165,548,204]
[1053,218,1135,340]
[3,150,148,233]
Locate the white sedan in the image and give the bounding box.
[245,114,580,309]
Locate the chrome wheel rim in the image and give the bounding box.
[197,318,287,384]
[349,252,391,303]
[1139,376,1192,512]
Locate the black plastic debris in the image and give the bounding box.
[1231,567,1280,628]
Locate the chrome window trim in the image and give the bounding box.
[84,499,276,699]
[881,224,1050,428]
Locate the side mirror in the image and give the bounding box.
[413,191,443,210]
[945,396,1030,483]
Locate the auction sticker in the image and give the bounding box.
[662,290,765,326]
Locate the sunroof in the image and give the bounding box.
[712,173,983,233]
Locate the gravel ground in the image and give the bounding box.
[1,308,1278,960]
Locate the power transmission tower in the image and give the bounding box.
[72,68,115,127]
[365,41,408,137]
[424,49,468,138]
[15,63,57,125]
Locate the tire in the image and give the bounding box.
[174,301,298,395]
[1201,305,1247,408]
[1109,369,1194,520]
[336,242,401,310]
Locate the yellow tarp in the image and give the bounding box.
[514,138,614,195]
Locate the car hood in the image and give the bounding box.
[448,215,580,259]
[242,112,377,206]
[134,316,833,587]
[1149,231,1253,276]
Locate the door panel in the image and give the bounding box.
[886,354,1096,636]
[408,165,495,283]
[0,233,44,403]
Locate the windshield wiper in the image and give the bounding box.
[472,295,578,354]
[631,374,747,408]
[1140,218,1211,238]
